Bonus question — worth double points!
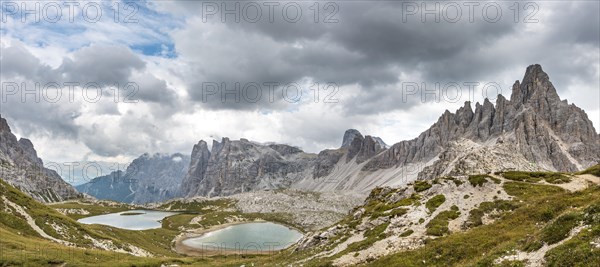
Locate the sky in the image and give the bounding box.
[1,0,599,165]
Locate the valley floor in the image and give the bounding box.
[1,165,600,266]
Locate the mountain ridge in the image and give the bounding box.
[76,152,190,204]
[181,64,600,197]
[0,115,81,202]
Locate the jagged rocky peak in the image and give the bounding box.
[335,128,386,164]
[0,114,82,202]
[192,140,211,157]
[347,135,386,164]
[177,64,598,196]
[511,64,561,106]
[180,140,211,197]
[372,137,388,149]
[181,136,315,197]
[0,116,8,130]
[367,64,599,176]
[17,138,43,166]
[341,129,363,148]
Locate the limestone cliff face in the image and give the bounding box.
[180,141,211,197]
[0,115,82,202]
[367,64,599,178]
[182,129,388,197]
[181,138,316,197]
[76,153,190,204]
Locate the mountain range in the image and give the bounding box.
[1,64,598,203]
[179,64,600,197]
[76,153,190,204]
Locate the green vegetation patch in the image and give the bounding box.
[489,176,502,184]
[544,201,600,265]
[162,213,198,231]
[49,201,132,220]
[426,194,446,213]
[413,181,432,192]
[388,208,408,218]
[442,176,464,186]
[503,181,565,200]
[468,175,490,187]
[0,180,124,248]
[353,186,600,267]
[519,211,583,251]
[426,205,460,236]
[576,163,600,177]
[345,222,390,252]
[501,171,571,184]
[466,200,520,228]
[400,229,414,237]
[158,198,235,212]
[361,193,420,220]
[540,212,582,245]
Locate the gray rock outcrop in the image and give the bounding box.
[0,115,82,202]
[181,138,316,197]
[341,129,362,148]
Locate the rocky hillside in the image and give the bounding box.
[294,168,600,266]
[0,115,81,202]
[0,179,151,258]
[77,153,190,204]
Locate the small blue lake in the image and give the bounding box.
[182,222,303,251]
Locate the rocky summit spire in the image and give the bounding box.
[510,64,561,106]
[341,129,363,148]
[0,115,10,132]
[181,140,211,197]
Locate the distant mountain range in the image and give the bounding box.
[76,153,190,204]
[1,64,598,203]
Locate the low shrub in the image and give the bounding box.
[425,195,446,213]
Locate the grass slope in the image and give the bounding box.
[361,182,600,266]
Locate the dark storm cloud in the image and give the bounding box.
[78,111,165,157]
[174,1,518,111]
[0,43,58,81]
[2,0,598,161]
[60,44,146,86]
[0,43,179,144]
[1,43,178,106]
[132,73,178,105]
[0,100,81,139]
[172,1,598,114]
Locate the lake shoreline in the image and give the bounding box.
[173,220,303,256]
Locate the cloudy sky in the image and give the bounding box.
[1,0,599,164]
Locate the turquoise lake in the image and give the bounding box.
[182,222,303,251]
